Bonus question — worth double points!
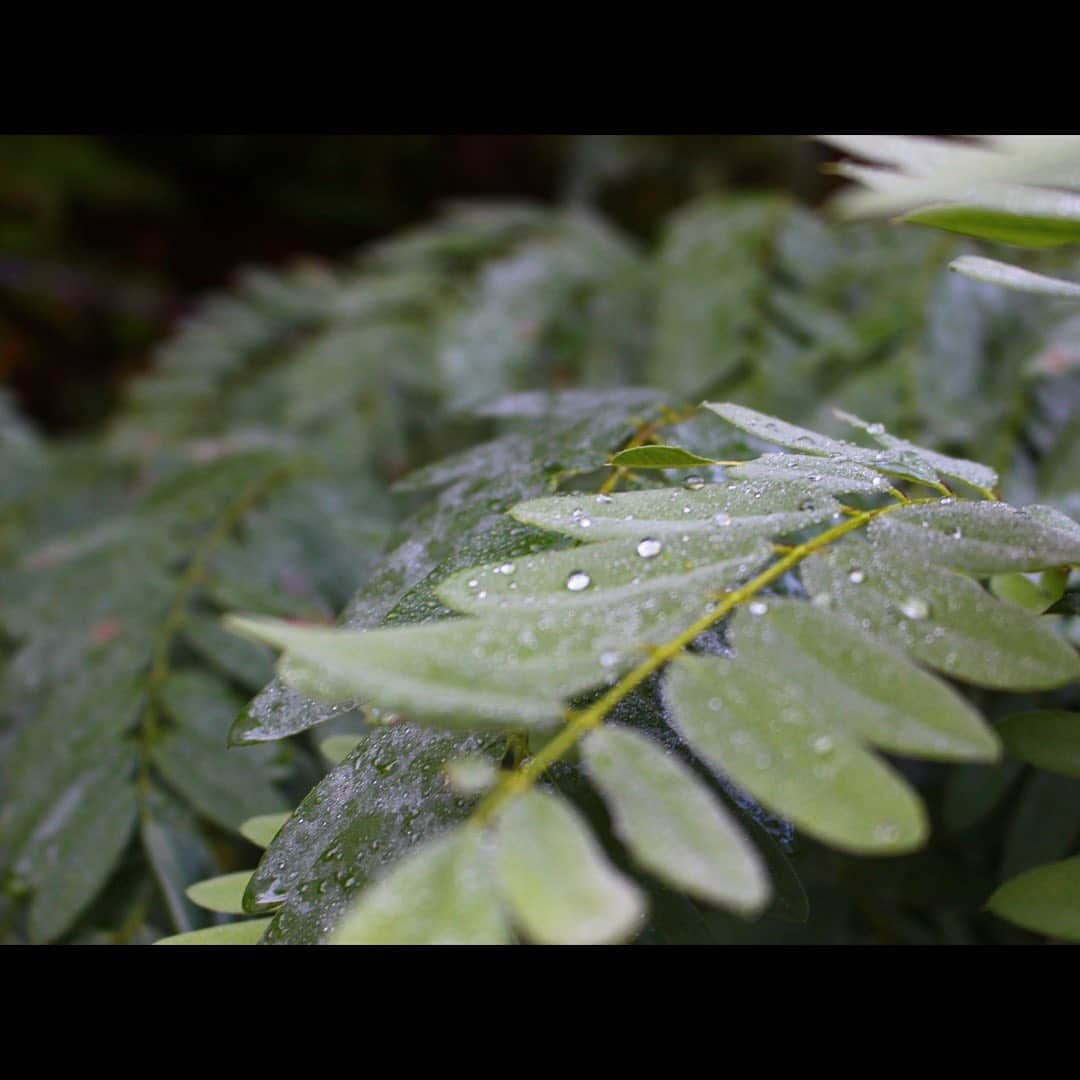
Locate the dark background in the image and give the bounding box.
[0,134,836,432]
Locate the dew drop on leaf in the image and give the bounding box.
[684,475,705,490]
[636,538,662,559]
[566,571,592,592]
[899,597,930,620]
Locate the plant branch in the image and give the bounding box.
[471,496,934,825]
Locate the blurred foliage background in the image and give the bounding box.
[0,135,833,433]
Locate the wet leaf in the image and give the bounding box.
[330,829,510,944]
[608,445,719,469]
[729,600,999,761]
[495,789,646,944]
[583,726,769,913]
[664,654,928,855]
[870,502,1080,574]
[511,481,840,543]
[801,542,1080,690]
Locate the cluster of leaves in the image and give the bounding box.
[215,402,1078,944]
[2,189,1078,945]
[817,135,1080,299]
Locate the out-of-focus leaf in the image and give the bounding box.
[330,829,509,945]
[495,789,646,945]
[950,256,1080,300]
[998,711,1080,778]
[582,726,769,914]
[155,919,272,945]
[186,872,253,915]
[987,856,1080,942]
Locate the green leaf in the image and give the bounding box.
[998,711,1080,778]
[950,256,1080,300]
[230,565,733,731]
[319,734,364,765]
[21,743,139,943]
[665,654,928,855]
[990,570,1069,614]
[330,829,510,944]
[181,611,276,691]
[495,789,646,944]
[230,615,569,727]
[869,502,1080,575]
[582,726,769,914]
[729,600,999,761]
[906,190,1080,248]
[155,919,272,945]
[608,445,719,469]
[141,787,217,936]
[649,196,790,395]
[986,857,1080,942]
[801,543,1080,690]
[1000,772,1080,879]
[942,761,1023,835]
[152,671,286,832]
[239,812,291,850]
[186,871,254,915]
[725,452,893,495]
[437,534,771,615]
[831,408,999,491]
[705,402,944,486]
[510,482,840,543]
[705,401,850,457]
[245,728,499,943]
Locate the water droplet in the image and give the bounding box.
[477,590,487,600]
[867,422,885,436]
[599,650,620,668]
[636,537,662,558]
[579,517,592,529]
[571,508,584,520]
[949,528,963,540]
[939,497,955,506]
[497,562,515,575]
[848,569,866,584]
[566,571,591,592]
[467,579,479,589]
[811,734,834,755]
[713,512,732,526]
[872,475,887,490]
[899,597,929,620]
[682,506,692,514]
[595,494,613,504]
[749,601,768,616]
[684,475,705,491]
